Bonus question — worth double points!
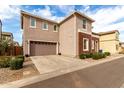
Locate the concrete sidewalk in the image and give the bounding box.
[0,54,124,88]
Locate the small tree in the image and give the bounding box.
[0,39,12,56]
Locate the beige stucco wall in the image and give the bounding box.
[22,14,59,55]
[100,40,119,54]
[59,15,76,57]
[22,12,94,56]
[100,32,118,41]
[0,21,2,41]
[59,14,93,57]
[76,14,92,34]
[99,32,120,54]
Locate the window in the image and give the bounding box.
[82,19,87,29]
[54,25,58,32]
[42,22,48,30]
[30,17,36,28]
[92,40,94,49]
[83,38,89,51]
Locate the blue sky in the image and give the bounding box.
[0,5,124,45]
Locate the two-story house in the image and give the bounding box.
[1,32,14,55]
[2,32,13,43]
[21,11,99,57]
[98,30,120,54]
[0,20,2,41]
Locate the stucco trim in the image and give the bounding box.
[92,34,100,38]
[100,39,119,42]
[78,29,92,35]
[28,40,30,55]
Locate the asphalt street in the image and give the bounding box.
[23,57,124,88]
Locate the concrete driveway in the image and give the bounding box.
[31,55,88,74]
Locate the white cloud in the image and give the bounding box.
[56,5,75,14]
[79,5,90,13]
[86,6,124,33]
[30,5,64,22]
[32,6,52,18]
[83,5,90,12]
[0,5,20,20]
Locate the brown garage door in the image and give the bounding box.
[30,41,57,56]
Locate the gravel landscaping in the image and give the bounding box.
[0,58,40,84]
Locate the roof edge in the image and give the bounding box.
[98,30,119,36]
[21,10,95,25]
[59,11,95,24]
[21,10,58,24]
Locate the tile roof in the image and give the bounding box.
[98,30,119,36]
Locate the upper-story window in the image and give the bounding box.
[30,17,36,28]
[54,25,58,32]
[42,22,48,30]
[82,19,87,29]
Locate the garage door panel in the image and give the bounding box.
[30,41,57,56]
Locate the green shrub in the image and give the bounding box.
[92,53,106,60]
[79,54,86,59]
[85,53,93,58]
[102,53,106,58]
[0,57,11,68]
[10,58,24,70]
[79,53,93,59]
[16,55,24,62]
[104,52,111,56]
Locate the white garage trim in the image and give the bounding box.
[28,40,30,55]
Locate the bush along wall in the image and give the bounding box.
[0,55,24,70]
[79,52,110,60]
[104,52,111,56]
[92,53,106,60]
[10,57,24,70]
[79,53,93,59]
[0,57,11,68]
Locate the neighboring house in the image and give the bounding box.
[98,30,120,54]
[120,42,124,48]
[13,41,20,46]
[2,32,13,43]
[2,32,14,55]
[119,42,124,53]
[0,20,2,41]
[1,32,14,55]
[21,10,99,57]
